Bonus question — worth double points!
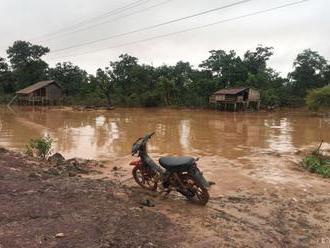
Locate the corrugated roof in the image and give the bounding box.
[16,80,59,94]
[213,87,248,95]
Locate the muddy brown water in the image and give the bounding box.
[1,105,329,196]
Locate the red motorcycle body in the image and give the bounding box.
[129,158,142,167]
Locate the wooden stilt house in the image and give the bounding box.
[15,80,63,105]
[209,87,260,111]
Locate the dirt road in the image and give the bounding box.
[0,148,329,248]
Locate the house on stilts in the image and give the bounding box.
[14,80,63,105]
[209,87,260,111]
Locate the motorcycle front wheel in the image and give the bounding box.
[179,174,209,205]
[132,166,158,191]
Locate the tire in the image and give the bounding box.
[179,174,209,205]
[132,166,158,191]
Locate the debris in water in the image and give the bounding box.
[55,233,65,238]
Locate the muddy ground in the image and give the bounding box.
[0,148,330,248]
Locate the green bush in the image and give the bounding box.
[25,135,53,159]
[305,84,330,111]
[303,153,330,178]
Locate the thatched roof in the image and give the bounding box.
[213,87,248,95]
[16,80,61,94]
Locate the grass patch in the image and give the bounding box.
[302,141,330,178]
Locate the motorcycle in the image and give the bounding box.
[129,132,209,205]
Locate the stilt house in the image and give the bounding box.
[209,87,260,111]
[15,80,63,105]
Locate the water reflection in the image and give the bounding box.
[0,106,329,160]
[265,118,294,153]
[179,120,191,153]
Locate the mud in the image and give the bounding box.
[1,148,329,247]
[0,149,182,248]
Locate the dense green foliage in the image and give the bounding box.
[25,135,53,159]
[7,41,50,90]
[1,40,330,107]
[305,84,330,110]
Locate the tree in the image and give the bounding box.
[0,57,8,72]
[243,46,273,75]
[111,54,139,96]
[95,68,113,106]
[0,57,15,94]
[110,54,159,106]
[7,41,49,69]
[0,57,7,94]
[156,76,175,105]
[242,46,275,90]
[48,62,89,96]
[323,65,330,83]
[200,50,247,88]
[305,84,330,111]
[289,49,328,98]
[7,41,49,89]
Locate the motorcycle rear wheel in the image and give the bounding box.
[132,166,158,191]
[180,174,209,205]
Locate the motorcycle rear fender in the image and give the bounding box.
[129,158,142,166]
[191,166,209,188]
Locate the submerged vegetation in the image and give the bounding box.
[303,142,330,178]
[0,40,330,108]
[25,135,53,159]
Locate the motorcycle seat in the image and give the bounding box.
[159,156,194,171]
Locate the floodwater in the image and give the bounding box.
[0,105,329,192]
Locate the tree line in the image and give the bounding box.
[0,40,329,108]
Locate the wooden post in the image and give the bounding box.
[7,95,17,107]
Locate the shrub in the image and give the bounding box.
[305,84,330,111]
[302,142,330,178]
[303,154,330,178]
[25,135,53,159]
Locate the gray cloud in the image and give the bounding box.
[0,0,329,76]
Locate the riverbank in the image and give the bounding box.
[1,148,330,247]
[0,148,183,247]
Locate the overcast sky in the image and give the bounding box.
[0,0,329,76]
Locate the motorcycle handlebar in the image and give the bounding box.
[143,132,155,141]
[131,132,155,156]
